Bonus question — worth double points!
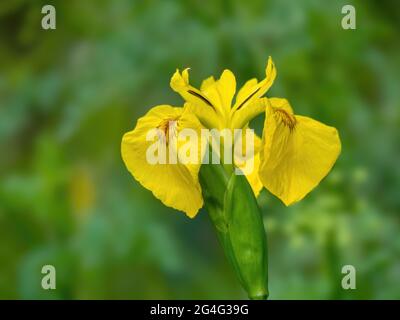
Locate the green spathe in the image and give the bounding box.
[199,161,268,299]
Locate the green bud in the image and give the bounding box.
[199,162,268,300]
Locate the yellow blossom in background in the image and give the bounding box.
[69,166,95,218]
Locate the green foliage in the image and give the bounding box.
[0,0,399,299]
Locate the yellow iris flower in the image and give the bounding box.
[121,57,341,217]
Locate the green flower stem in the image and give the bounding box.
[199,161,269,300]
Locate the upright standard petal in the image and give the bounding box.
[259,98,341,206]
[200,69,236,118]
[121,105,203,217]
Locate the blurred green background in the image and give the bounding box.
[1,0,399,299]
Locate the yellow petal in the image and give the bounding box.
[183,102,220,132]
[234,78,258,109]
[170,69,220,128]
[235,132,263,197]
[244,152,263,197]
[201,69,236,118]
[259,98,341,205]
[170,68,237,128]
[200,76,216,91]
[170,68,215,110]
[121,105,203,217]
[232,57,276,111]
[176,106,206,184]
[231,98,267,129]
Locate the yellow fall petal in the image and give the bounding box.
[121,105,203,218]
[176,106,206,184]
[259,98,341,206]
